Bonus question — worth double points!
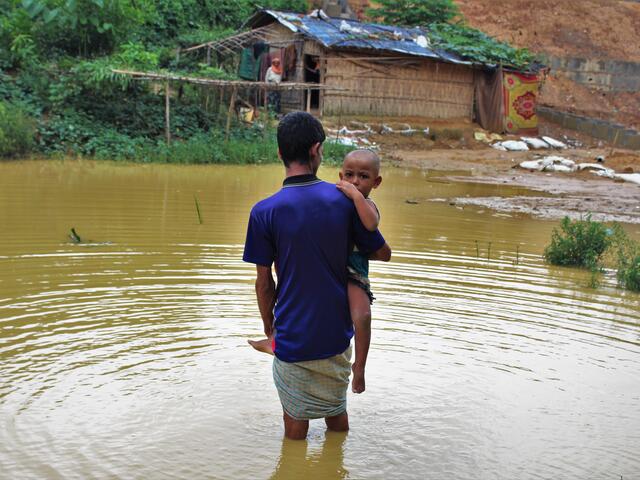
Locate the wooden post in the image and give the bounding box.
[225,86,237,141]
[306,88,311,112]
[165,81,171,145]
[206,46,211,66]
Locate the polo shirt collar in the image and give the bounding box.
[282,174,320,187]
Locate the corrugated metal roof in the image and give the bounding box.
[246,9,477,67]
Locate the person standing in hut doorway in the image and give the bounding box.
[266,57,282,114]
[243,112,391,440]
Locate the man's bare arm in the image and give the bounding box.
[255,265,276,337]
[369,242,391,262]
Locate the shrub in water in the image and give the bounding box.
[617,255,640,292]
[0,101,35,158]
[543,216,611,269]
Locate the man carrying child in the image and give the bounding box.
[243,111,390,440]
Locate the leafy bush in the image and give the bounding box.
[427,23,536,69]
[368,0,459,26]
[617,255,640,292]
[0,101,35,157]
[544,216,611,269]
[608,224,640,292]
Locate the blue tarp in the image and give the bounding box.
[247,10,476,67]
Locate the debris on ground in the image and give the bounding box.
[474,131,503,143]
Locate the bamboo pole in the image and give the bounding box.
[225,86,237,141]
[165,81,171,145]
[306,88,311,112]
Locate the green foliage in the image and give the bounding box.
[608,224,640,292]
[427,23,536,69]
[368,0,459,26]
[0,101,36,157]
[617,255,640,292]
[544,216,611,270]
[545,218,640,293]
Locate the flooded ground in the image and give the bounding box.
[392,148,640,224]
[1,159,639,479]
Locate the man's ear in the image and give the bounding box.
[373,176,382,189]
[339,171,344,180]
[277,148,282,160]
[309,142,321,159]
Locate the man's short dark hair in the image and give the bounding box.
[277,111,326,167]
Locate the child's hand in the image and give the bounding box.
[336,180,363,201]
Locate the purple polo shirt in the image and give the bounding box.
[243,174,385,362]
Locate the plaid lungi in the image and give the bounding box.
[272,346,352,421]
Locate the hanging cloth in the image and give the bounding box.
[238,48,257,81]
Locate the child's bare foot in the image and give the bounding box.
[351,364,365,393]
[248,337,274,355]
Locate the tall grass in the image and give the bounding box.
[108,129,353,166]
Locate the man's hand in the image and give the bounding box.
[336,180,363,201]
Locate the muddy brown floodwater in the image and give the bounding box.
[1,159,639,479]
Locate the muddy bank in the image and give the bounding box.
[390,147,640,224]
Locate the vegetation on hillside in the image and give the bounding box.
[367,0,537,69]
[0,0,310,162]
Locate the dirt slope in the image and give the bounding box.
[455,0,640,130]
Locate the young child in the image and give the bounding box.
[248,149,383,394]
[335,149,382,394]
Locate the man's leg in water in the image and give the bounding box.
[283,410,309,440]
[348,282,371,394]
[325,412,349,432]
[248,335,274,355]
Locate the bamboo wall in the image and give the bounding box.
[323,53,475,119]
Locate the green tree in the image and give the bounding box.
[368,0,459,26]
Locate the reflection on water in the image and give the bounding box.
[1,160,639,479]
[270,433,348,480]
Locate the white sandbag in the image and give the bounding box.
[542,156,575,168]
[491,143,508,151]
[544,164,574,173]
[577,163,614,175]
[500,140,530,151]
[541,136,567,149]
[593,169,616,179]
[519,159,545,170]
[521,137,550,149]
[615,173,640,185]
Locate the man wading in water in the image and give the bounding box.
[243,112,391,440]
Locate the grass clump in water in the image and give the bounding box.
[545,216,640,292]
[544,215,611,270]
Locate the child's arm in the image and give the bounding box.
[336,180,380,231]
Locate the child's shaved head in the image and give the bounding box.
[343,149,381,175]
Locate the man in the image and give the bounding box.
[243,111,391,440]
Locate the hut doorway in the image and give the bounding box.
[303,55,321,111]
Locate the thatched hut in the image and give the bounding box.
[237,9,541,133]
